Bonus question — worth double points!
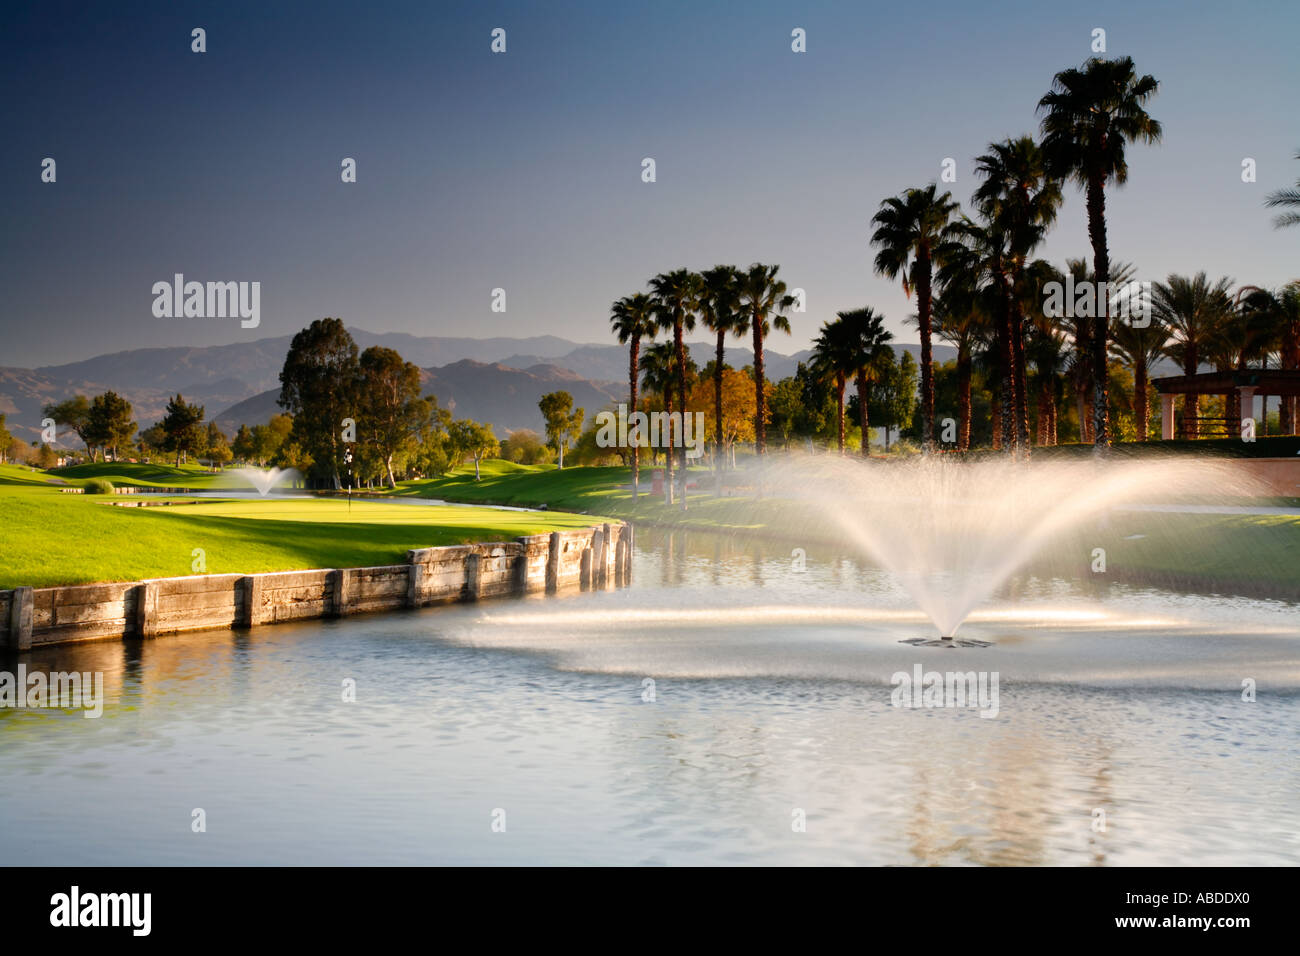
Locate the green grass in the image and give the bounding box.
[0,463,613,588]
[49,461,224,488]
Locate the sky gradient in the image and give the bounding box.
[2,0,1298,367]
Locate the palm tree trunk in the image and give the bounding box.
[1086,169,1111,448]
[957,345,971,451]
[629,338,640,498]
[664,393,674,505]
[752,311,766,455]
[674,319,688,511]
[991,375,1002,451]
[1012,305,1031,451]
[835,373,846,455]
[714,330,725,490]
[1134,357,1149,442]
[856,369,870,457]
[917,246,935,452]
[997,277,1016,452]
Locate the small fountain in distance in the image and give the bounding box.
[226,466,302,497]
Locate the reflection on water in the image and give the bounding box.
[0,529,1297,865]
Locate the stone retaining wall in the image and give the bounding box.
[1,523,631,651]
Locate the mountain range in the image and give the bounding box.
[0,328,956,443]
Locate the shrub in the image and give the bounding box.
[83,478,114,495]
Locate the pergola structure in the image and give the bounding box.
[1151,370,1300,439]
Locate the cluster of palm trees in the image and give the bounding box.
[808,307,895,455]
[868,56,1164,454]
[609,56,1298,473]
[867,55,1299,453]
[609,263,795,505]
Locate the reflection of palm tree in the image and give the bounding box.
[734,263,795,456]
[609,292,657,496]
[974,136,1062,451]
[1265,150,1300,229]
[1154,273,1234,438]
[1039,56,1162,447]
[699,265,744,481]
[871,184,961,452]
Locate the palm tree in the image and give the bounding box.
[973,136,1063,451]
[940,215,1018,450]
[1062,258,1137,441]
[734,263,795,456]
[1021,259,1069,445]
[650,269,701,508]
[871,184,961,452]
[840,307,894,457]
[1265,150,1300,228]
[698,265,744,483]
[1153,273,1234,438]
[609,292,658,497]
[810,317,857,454]
[933,266,993,451]
[639,341,680,502]
[1109,303,1169,443]
[1038,55,1162,448]
[1239,283,1300,432]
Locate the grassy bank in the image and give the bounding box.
[0,463,612,588]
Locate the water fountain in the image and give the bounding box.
[225,466,302,497]
[752,453,1246,641]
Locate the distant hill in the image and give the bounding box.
[0,329,591,442]
[214,360,624,438]
[2,326,962,446]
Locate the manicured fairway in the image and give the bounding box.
[0,464,611,588]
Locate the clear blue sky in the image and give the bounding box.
[2,0,1297,366]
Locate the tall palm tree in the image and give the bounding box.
[973,136,1063,452]
[609,292,658,497]
[1038,55,1162,448]
[1265,150,1300,228]
[870,184,961,452]
[1153,273,1234,438]
[698,265,744,482]
[1021,259,1069,445]
[639,341,680,503]
[734,263,795,456]
[810,317,857,455]
[940,215,1017,450]
[840,307,894,457]
[1239,283,1300,432]
[1109,303,1169,443]
[650,269,701,508]
[933,264,994,451]
[1062,258,1137,441]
